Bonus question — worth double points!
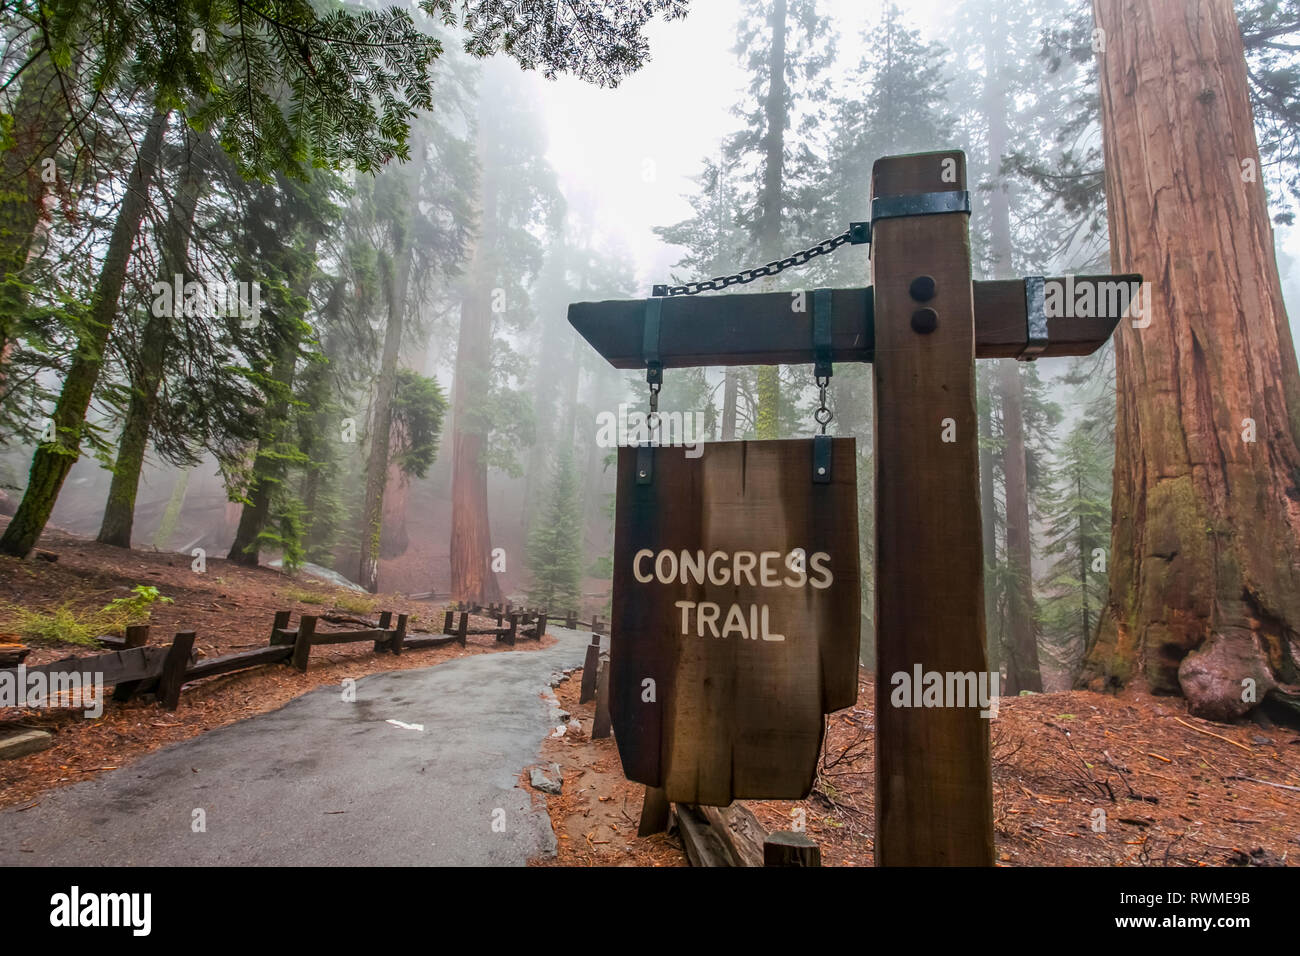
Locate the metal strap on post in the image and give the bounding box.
[870,190,971,222]
[643,296,663,388]
[1019,276,1048,361]
[638,296,664,486]
[813,287,833,484]
[813,288,833,379]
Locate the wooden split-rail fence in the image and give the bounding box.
[451,601,606,635]
[1,606,550,714]
[438,608,547,646]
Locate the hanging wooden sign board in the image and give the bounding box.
[609,438,860,806]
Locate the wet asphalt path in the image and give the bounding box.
[0,626,594,866]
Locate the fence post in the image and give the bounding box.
[390,613,408,655]
[112,624,152,702]
[592,654,611,739]
[456,612,468,647]
[534,613,547,640]
[373,610,393,653]
[269,610,293,646]
[580,635,601,703]
[158,632,197,711]
[443,609,454,635]
[293,615,316,672]
[566,610,577,629]
[501,612,518,646]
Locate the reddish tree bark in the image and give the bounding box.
[1080,0,1300,719]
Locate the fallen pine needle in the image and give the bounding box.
[1227,775,1300,793]
[1146,751,1172,763]
[1173,717,1251,752]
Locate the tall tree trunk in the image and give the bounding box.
[227,328,300,566]
[449,122,503,604]
[359,187,417,592]
[720,367,738,440]
[1080,0,1300,720]
[754,0,787,440]
[977,378,1000,671]
[981,15,1041,693]
[98,133,209,547]
[997,358,1042,693]
[0,109,168,558]
[152,467,190,550]
[0,46,68,383]
[449,278,502,604]
[976,10,1038,687]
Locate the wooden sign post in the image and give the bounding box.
[569,150,1134,866]
[869,152,990,866]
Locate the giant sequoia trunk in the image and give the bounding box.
[448,130,503,604]
[449,279,502,604]
[1080,0,1300,719]
[0,110,168,558]
[98,134,209,547]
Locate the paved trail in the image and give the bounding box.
[0,627,594,866]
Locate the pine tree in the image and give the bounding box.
[526,449,583,611]
[723,0,835,439]
[1038,398,1112,682]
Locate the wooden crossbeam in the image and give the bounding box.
[566,276,1135,369]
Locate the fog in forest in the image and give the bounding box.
[3,0,1299,697]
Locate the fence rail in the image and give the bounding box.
[2,604,551,714]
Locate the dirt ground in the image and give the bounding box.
[0,523,552,811]
[528,670,685,866]
[529,669,1300,867]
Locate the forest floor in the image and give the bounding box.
[531,670,1300,867]
[3,522,1296,866]
[0,521,552,811]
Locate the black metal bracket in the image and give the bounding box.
[636,443,654,486]
[849,221,871,245]
[1019,276,1047,361]
[871,190,971,223]
[643,296,663,386]
[813,288,833,379]
[637,296,664,485]
[813,434,832,485]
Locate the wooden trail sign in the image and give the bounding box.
[570,150,1133,866]
[610,439,860,806]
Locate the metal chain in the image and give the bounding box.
[658,229,855,297]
